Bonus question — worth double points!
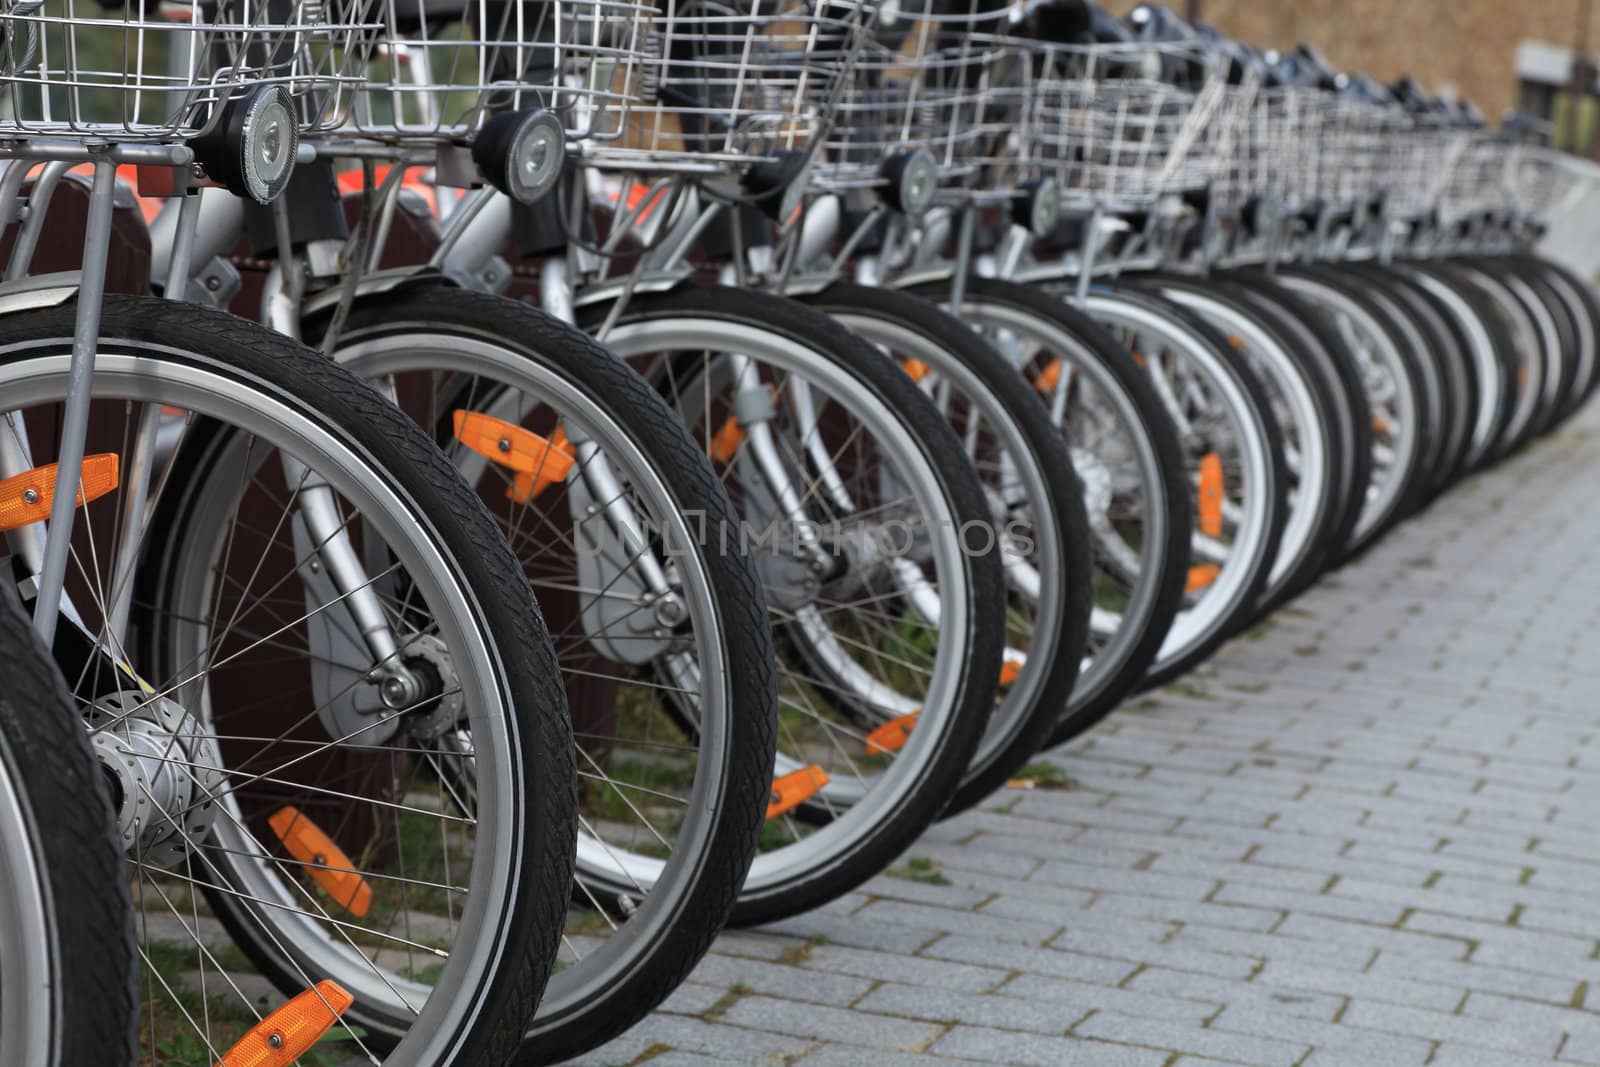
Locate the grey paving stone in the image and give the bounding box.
[1459,990,1600,1046]
[855,873,996,911]
[1207,1004,1434,1065]
[802,944,1011,993]
[1208,880,1410,926]
[994,973,1220,1026]
[1430,1045,1577,1067]
[688,954,876,1008]
[1030,860,1219,900]
[1250,959,1464,1012]
[1071,1012,1309,1066]
[1043,927,1261,980]
[1084,891,1282,935]
[795,1046,984,1066]
[852,982,1073,1035]
[753,913,937,955]
[1124,966,1344,1022]
[1163,923,1375,973]
[1339,999,1562,1057]
[617,1053,742,1067]
[718,996,945,1052]
[852,899,1060,946]
[1365,949,1581,1005]
[919,935,1139,987]
[929,1025,1171,1067]
[658,981,734,1017]
[1272,913,1474,960]
[593,1015,813,1062]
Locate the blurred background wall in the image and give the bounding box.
[1101,1,1595,148]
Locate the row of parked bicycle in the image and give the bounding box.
[0,0,1591,1062]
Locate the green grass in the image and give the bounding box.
[888,856,951,885]
[1013,761,1077,791]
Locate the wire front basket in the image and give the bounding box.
[1028,41,1223,212]
[0,0,381,139]
[1508,143,1595,226]
[575,0,873,173]
[811,4,1030,199]
[347,0,651,145]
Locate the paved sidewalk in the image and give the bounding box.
[573,404,1600,1067]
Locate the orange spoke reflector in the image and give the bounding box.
[1196,452,1224,539]
[268,807,372,917]
[901,358,931,383]
[452,411,575,504]
[1186,563,1221,593]
[766,765,829,820]
[1372,413,1389,436]
[215,979,354,1067]
[1033,358,1063,394]
[865,712,919,756]
[708,415,746,464]
[0,454,119,532]
[999,658,1024,687]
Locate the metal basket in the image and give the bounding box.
[1197,76,1257,210]
[1309,93,1393,210]
[1435,129,1510,222]
[1508,143,1594,226]
[568,0,873,173]
[810,4,1031,199]
[346,0,652,146]
[0,0,382,139]
[1372,111,1459,220]
[1027,41,1224,212]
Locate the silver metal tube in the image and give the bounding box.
[34,158,115,644]
[161,191,205,301]
[103,401,161,643]
[148,188,246,289]
[5,161,71,281]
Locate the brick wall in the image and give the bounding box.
[1101,0,1584,122]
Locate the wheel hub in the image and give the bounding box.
[87,691,225,867]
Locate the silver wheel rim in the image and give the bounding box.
[333,330,733,1026]
[0,347,526,1064]
[601,315,971,892]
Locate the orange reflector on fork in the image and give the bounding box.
[452,411,575,503]
[1196,452,1224,539]
[214,979,354,1067]
[268,806,373,917]
[766,765,829,820]
[0,453,119,532]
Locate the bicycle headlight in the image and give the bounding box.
[880,149,938,217]
[191,85,299,205]
[1020,177,1061,238]
[239,89,297,204]
[474,109,567,206]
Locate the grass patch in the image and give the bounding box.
[1011,761,1077,791]
[887,856,951,885]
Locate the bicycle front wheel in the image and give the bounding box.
[582,284,1005,924]
[0,296,576,1065]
